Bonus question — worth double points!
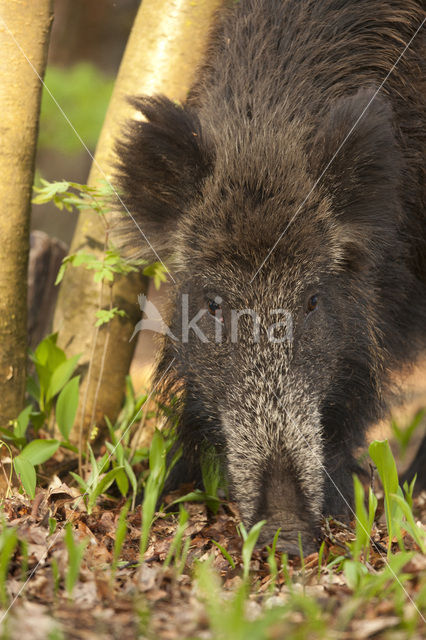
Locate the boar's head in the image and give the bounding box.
[117,87,404,553]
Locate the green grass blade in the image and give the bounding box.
[212,539,236,570]
[64,523,88,597]
[112,500,130,573]
[241,520,266,581]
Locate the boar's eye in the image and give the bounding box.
[306,294,319,314]
[207,298,222,316]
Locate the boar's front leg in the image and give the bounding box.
[163,395,224,494]
[401,434,426,493]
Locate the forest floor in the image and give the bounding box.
[0,476,425,639]
[0,361,425,640]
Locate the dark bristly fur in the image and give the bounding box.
[116,0,426,552]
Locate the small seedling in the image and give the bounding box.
[70,443,124,514]
[211,539,236,570]
[403,476,416,511]
[139,429,180,558]
[369,439,425,555]
[343,559,369,592]
[390,493,426,553]
[390,409,425,458]
[140,430,167,557]
[0,523,18,606]
[200,446,222,515]
[64,523,88,597]
[344,550,413,597]
[51,556,60,597]
[265,528,281,591]
[49,517,57,536]
[195,556,291,639]
[351,474,377,562]
[369,439,404,553]
[238,519,267,582]
[112,500,131,575]
[317,540,326,580]
[281,552,292,588]
[19,539,28,584]
[164,505,190,573]
[105,435,138,503]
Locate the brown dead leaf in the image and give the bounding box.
[350,616,400,638]
[403,553,426,574]
[137,563,161,592]
[27,543,48,564]
[6,602,60,640]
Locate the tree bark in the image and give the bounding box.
[53,0,223,446]
[28,231,67,349]
[0,0,54,426]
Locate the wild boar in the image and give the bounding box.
[117,0,426,552]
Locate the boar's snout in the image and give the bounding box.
[258,528,318,556]
[253,462,319,555]
[224,396,324,555]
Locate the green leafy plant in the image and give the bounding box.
[55,248,149,287]
[317,540,326,580]
[163,441,223,517]
[14,439,60,499]
[368,439,426,555]
[70,444,125,515]
[280,552,292,588]
[33,179,167,295]
[67,378,159,512]
[369,439,404,552]
[55,376,80,441]
[85,377,154,508]
[32,179,167,473]
[29,333,81,423]
[4,334,81,499]
[8,334,155,505]
[390,493,426,553]
[195,557,248,640]
[344,550,413,597]
[402,475,417,511]
[195,556,323,640]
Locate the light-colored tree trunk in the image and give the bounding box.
[53,0,223,448]
[0,0,54,426]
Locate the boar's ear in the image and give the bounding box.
[115,95,212,260]
[313,87,403,271]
